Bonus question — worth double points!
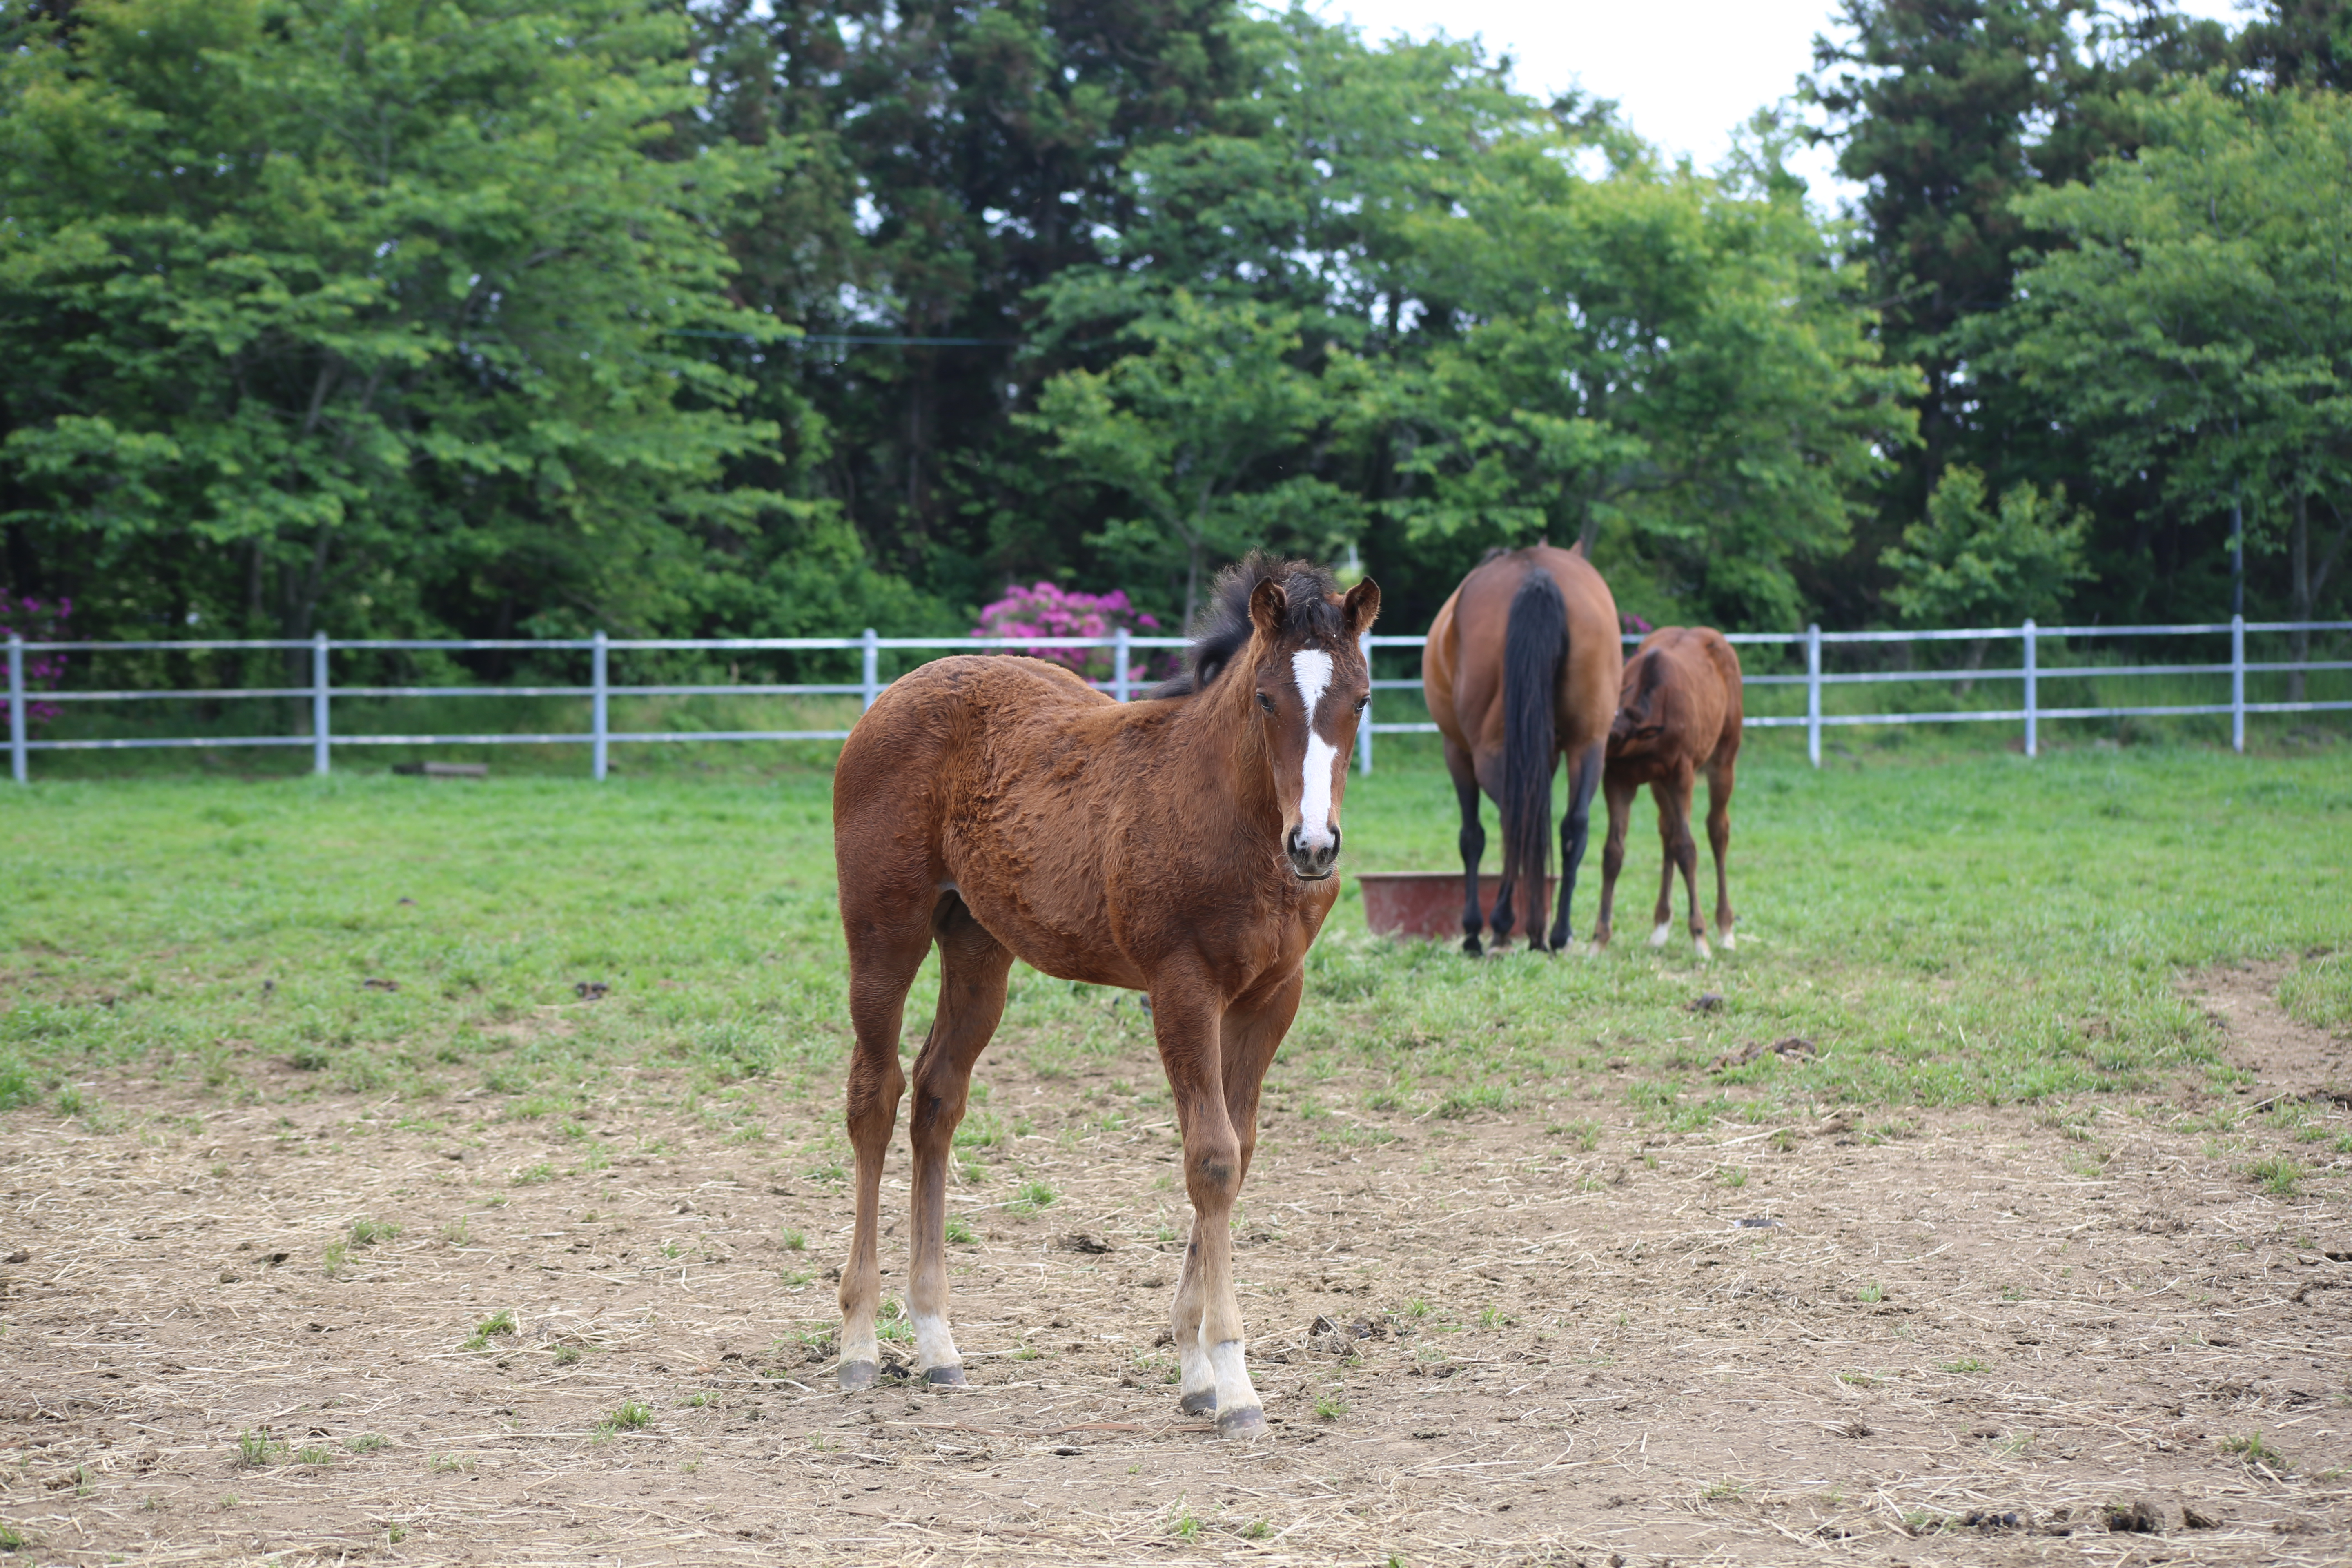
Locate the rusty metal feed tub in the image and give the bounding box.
[1356,872,1559,942]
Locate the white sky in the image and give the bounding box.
[1320,0,2252,199]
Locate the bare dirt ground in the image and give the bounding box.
[4,979,2350,1567]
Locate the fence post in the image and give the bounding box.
[1357,630,1374,776]
[1113,626,1131,703]
[860,628,880,711]
[312,631,331,776]
[2022,618,2038,760]
[1804,623,1822,768]
[591,630,609,782]
[2231,612,2246,753]
[7,634,24,784]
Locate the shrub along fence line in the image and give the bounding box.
[7,618,2349,783]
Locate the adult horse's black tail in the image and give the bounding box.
[1500,566,1566,948]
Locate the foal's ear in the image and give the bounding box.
[1342,578,1381,636]
[1249,576,1289,639]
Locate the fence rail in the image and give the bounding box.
[7,617,2349,783]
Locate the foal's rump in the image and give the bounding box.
[832,654,1145,989]
[1616,627,1742,763]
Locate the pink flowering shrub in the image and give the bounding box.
[0,596,70,727]
[973,582,1160,685]
[1620,611,1653,637]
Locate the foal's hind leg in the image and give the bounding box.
[1648,762,1709,959]
[837,897,935,1389]
[1705,753,1736,951]
[904,894,1013,1385]
[1592,773,1635,951]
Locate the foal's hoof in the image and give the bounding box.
[837,1360,880,1390]
[1215,1405,1268,1440]
[1178,1390,1217,1417]
[922,1364,966,1386]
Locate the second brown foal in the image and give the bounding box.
[1594,626,1742,959]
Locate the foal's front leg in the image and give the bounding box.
[1154,974,1266,1438]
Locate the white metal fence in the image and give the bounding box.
[7,617,2348,784]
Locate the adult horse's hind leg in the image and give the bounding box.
[1705,753,1736,951]
[837,891,935,1389]
[1445,740,1486,955]
[1550,739,1604,950]
[904,893,1013,1385]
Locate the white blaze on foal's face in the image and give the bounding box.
[1290,648,1339,850]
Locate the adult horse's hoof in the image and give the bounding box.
[922,1364,966,1386]
[838,1360,880,1390]
[1178,1390,1217,1417]
[1461,935,1483,957]
[1215,1405,1268,1440]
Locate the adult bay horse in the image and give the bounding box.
[1423,543,1622,952]
[831,556,1379,1439]
[1594,625,1742,958]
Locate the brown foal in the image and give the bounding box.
[830,557,1379,1439]
[1594,626,1742,958]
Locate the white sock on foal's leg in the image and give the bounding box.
[1178,1334,1216,1415]
[912,1310,962,1383]
[1207,1336,1265,1438]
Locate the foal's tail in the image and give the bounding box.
[1501,567,1566,947]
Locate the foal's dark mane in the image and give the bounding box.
[1152,553,1344,699]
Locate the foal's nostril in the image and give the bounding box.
[1286,826,1340,878]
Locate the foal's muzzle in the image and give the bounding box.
[1285,825,1341,881]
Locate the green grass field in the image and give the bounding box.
[3,740,2348,1130]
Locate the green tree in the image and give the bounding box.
[1022,288,1361,625]
[1802,0,2229,624]
[0,0,799,648]
[2234,0,2352,90]
[688,0,1253,604]
[1882,464,2089,626]
[1384,126,1918,631]
[1997,78,2352,689]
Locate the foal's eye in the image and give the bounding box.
[1353,695,1369,714]
[1256,692,1277,714]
